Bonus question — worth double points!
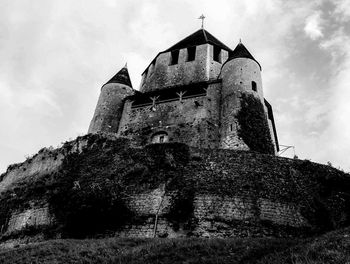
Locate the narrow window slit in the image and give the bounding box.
[213,46,221,63]
[252,81,257,92]
[187,46,196,61]
[170,50,179,65]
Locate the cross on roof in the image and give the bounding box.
[198,14,205,29]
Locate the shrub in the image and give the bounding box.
[237,93,275,154]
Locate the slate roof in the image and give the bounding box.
[105,66,133,87]
[228,42,261,70]
[165,29,232,52]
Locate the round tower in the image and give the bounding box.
[88,65,134,134]
[220,42,265,150]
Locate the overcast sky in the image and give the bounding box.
[0,0,349,173]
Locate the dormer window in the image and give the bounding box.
[213,46,221,63]
[170,50,179,65]
[252,81,257,92]
[187,46,196,61]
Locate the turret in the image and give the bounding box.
[220,42,274,152]
[88,65,134,134]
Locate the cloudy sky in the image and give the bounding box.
[0,0,350,173]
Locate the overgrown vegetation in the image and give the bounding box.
[0,134,192,239]
[237,93,275,154]
[1,133,350,241]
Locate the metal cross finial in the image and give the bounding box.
[198,14,205,29]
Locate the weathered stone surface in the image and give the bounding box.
[140,44,216,92]
[0,150,64,194]
[88,82,134,134]
[118,82,221,148]
[7,204,52,233]
[0,137,91,194]
[259,199,307,227]
[88,30,279,152]
[126,184,172,215]
[0,135,347,241]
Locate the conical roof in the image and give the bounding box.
[165,29,232,52]
[105,65,133,87]
[228,42,261,69]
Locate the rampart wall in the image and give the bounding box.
[5,191,307,239]
[0,135,349,244]
[0,137,90,194]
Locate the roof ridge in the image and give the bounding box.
[202,28,208,42]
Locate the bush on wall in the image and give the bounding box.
[237,93,275,154]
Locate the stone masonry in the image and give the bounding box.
[88,28,279,153]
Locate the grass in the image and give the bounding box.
[258,227,350,264]
[0,237,298,264]
[1,227,350,263]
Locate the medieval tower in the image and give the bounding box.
[89,28,279,153]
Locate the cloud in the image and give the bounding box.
[304,11,324,40]
[316,27,350,170]
[334,0,350,22]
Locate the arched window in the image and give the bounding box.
[252,81,257,92]
[151,132,169,144]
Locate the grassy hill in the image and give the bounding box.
[1,227,349,264]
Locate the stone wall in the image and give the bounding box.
[141,44,224,92]
[220,57,267,150]
[6,204,52,233]
[0,136,90,194]
[118,82,222,148]
[88,82,134,134]
[1,187,308,239]
[0,135,347,242]
[117,192,308,238]
[259,199,306,227]
[0,150,64,194]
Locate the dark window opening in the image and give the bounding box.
[230,124,233,131]
[151,132,169,144]
[159,135,164,143]
[213,46,221,63]
[187,46,196,61]
[252,81,257,92]
[170,50,179,65]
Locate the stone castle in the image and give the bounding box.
[2,27,349,245]
[88,28,279,152]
